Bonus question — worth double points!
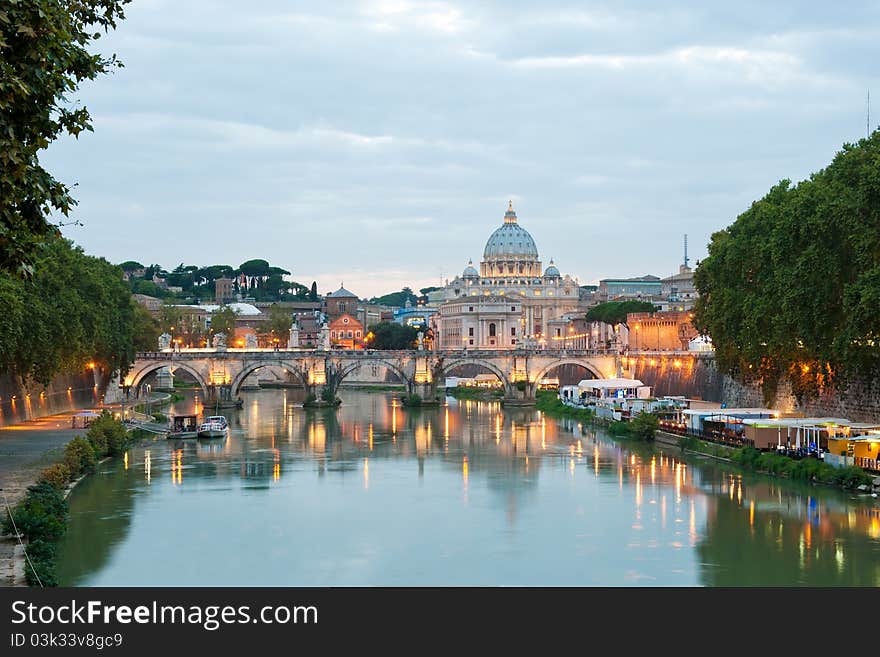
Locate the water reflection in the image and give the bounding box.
[57,390,880,586]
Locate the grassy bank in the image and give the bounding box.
[1,413,145,586]
[447,386,504,401]
[675,433,873,491]
[535,391,659,441]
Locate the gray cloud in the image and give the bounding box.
[47,0,880,296]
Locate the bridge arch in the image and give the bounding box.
[437,357,512,393]
[331,357,412,392]
[531,358,606,385]
[127,361,210,398]
[229,360,309,397]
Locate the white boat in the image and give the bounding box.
[197,415,228,439]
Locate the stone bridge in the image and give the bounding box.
[124,348,624,405]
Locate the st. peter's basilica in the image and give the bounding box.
[433,202,586,349]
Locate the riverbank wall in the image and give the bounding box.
[0,369,118,428]
[631,354,880,423]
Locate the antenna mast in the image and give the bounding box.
[683,234,689,268]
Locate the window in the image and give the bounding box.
[347,330,353,338]
[356,331,361,338]
[489,323,496,337]
[511,327,516,336]
[469,339,474,345]
[468,327,474,337]
[469,306,474,312]
[556,328,561,337]
[511,306,516,312]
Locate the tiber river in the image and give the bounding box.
[57,390,880,586]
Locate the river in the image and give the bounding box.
[56,389,880,586]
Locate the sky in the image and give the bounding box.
[48,0,880,298]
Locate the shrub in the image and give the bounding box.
[24,537,58,586]
[608,421,630,436]
[401,393,422,406]
[151,412,168,423]
[38,464,71,490]
[320,387,337,403]
[629,412,659,440]
[1,483,68,543]
[63,437,97,478]
[86,412,129,457]
[304,392,317,405]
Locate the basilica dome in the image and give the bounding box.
[483,202,539,260]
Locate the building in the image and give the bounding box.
[329,313,364,349]
[434,202,584,349]
[597,275,662,301]
[627,310,698,351]
[132,294,162,314]
[215,277,235,304]
[325,285,359,319]
[661,264,696,306]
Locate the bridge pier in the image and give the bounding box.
[502,381,537,406]
[410,381,441,405]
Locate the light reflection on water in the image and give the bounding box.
[57,390,880,586]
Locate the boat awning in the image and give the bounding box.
[577,378,645,390]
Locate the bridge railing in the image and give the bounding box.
[135,348,621,359]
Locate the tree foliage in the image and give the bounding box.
[0,238,136,384]
[365,322,418,350]
[131,302,159,351]
[210,305,238,338]
[258,304,292,344]
[694,131,880,400]
[370,287,417,307]
[585,300,658,326]
[0,0,129,277]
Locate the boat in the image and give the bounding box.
[197,415,229,439]
[167,413,199,439]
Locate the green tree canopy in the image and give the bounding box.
[210,305,238,338]
[309,281,318,301]
[238,259,270,277]
[585,300,658,326]
[131,302,160,352]
[694,131,880,400]
[258,304,292,344]
[0,238,136,384]
[119,261,143,271]
[0,0,129,277]
[365,322,419,350]
[371,287,418,307]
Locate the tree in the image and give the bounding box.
[119,261,144,272]
[585,300,658,327]
[158,304,183,336]
[0,238,137,384]
[258,304,292,346]
[309,281,318,301]
[0,1,129,277]
[365,322,418,350]
[694,130,880,400]
[131,302,160,352]
[210,305,238,339]
[370,287,419,307]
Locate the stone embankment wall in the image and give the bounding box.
[0,369,115,427]
[629,353,880,423]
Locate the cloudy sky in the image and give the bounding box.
[49,0,879,297]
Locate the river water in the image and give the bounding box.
[57,389,880,586]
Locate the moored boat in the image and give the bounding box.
[197,415,229,439]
